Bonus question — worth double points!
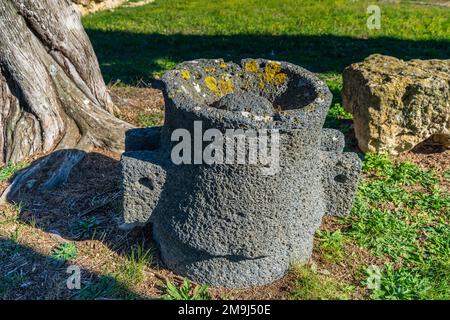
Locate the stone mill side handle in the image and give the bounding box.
[320,128,362,217]
[120,126,168,229]
[120,126,361,230]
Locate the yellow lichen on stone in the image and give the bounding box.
[274,72,287,86]
[204,74,233,96]
[256,72,265,89]
[261,61,287,87]
[264,61,281,82]
[220,62,227,69]
[205,67,216,73]
[267,61,282,72]
[205,76,218,92]
[181,69,191,80]
[245,60,259,73]
[259,80,265,90]
[218,76,233,95]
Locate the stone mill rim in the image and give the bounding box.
[162,58,333,130]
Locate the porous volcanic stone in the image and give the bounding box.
[213,92,274,116]
[343,54,450,155]
[121,59,362,288]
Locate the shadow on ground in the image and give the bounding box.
[2,150,158,299]
[85,31,450,84]
[0,238,145,299]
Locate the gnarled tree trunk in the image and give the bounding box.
[0,0,133,196]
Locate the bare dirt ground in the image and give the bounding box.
[110,85,165,127]
[0,86,448,300]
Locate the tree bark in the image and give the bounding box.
[0,0,133,194]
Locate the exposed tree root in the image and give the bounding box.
[0,150,89,204]
[0,0,134,200]
[41,150,86,190]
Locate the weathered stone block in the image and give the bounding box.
[343,54,450,155]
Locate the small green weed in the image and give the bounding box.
[72,216,104,238]
[316,229,346,263]
[117,244,153,286]
[50,242,78,266]
[165,278,210,300]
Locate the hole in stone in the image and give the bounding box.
[139,177,154,190]
[334,174,348,183]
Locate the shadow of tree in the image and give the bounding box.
[0,238,145,300]
[2,150,161,299]
[84,31,450,84]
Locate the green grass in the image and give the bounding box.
[316,229,346,263]
[116,244,153,286]
[74,276,121,300]
[0,162,27,182]
[290,264,354,300]
[82,0,448,142]
[340,154,450,300]
[326,103,353,120]
[137,111,165,127]
[75,244,153,299]
[74,274,139,300]
[368,264,433,300]
[362,152,395,175]
[82,0,449,85]
[324,102,353,133]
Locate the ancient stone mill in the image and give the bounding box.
[121,58,362,288]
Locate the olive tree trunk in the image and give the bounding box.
[0,0,133,196]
